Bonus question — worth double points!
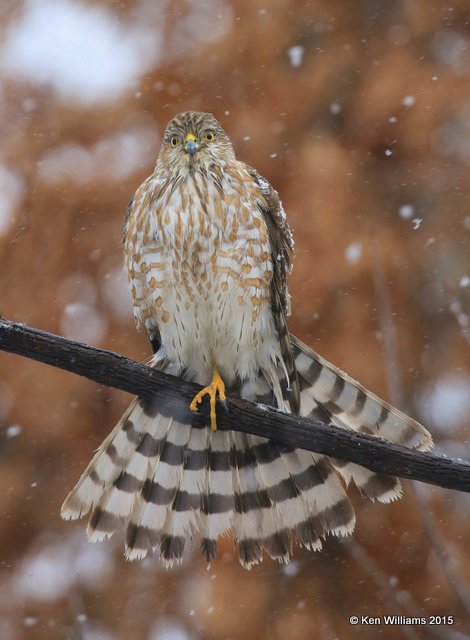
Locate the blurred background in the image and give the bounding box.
[0,0,470,638]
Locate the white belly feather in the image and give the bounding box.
[134,168,283,387]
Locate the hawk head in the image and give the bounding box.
[157,111,235,173]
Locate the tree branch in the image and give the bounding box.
[1,318,469,493]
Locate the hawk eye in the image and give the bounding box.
[170,135,180,147]
[204,131,215,142]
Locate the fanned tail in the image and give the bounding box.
[61,336,432,568]
[62,387,354,568]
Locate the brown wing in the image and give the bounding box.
[245,164,300,413]
[123,191,161,354]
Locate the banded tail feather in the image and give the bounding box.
[61,336,432,569]
[291,335,433,503]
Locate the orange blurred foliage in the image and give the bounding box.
[0,1,470,639]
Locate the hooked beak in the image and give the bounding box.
[184,132,199,155]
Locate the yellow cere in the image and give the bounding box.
[185,132,197,143]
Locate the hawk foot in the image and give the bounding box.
[190,369,226,431]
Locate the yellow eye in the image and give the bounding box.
[204,131,215,142]
[170,136,180,147]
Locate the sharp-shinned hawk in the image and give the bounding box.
[61,111,433,569]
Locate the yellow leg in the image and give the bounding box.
[190,368,226,431]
